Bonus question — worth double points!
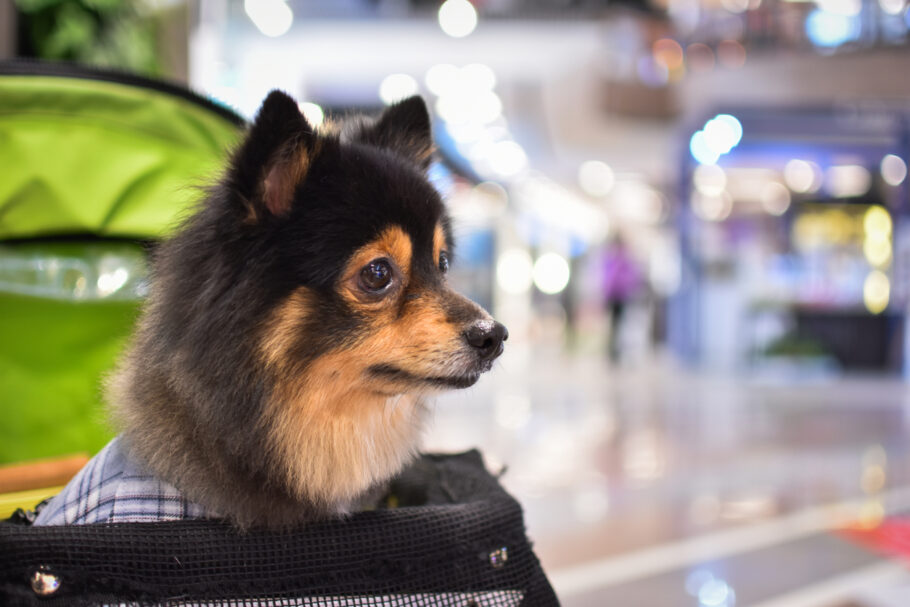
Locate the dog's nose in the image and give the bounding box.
[463,320,508,362]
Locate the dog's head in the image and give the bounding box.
[118,90,507,523]
[234,90,507,400]
[153,90,508,514]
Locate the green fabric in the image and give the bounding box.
[0,76,240,240]
[0,292,139,463]
[0,74,242,464]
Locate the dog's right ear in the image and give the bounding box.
[229,90,317,221]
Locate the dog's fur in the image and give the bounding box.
[107,91,505,529]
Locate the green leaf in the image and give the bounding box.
[41,3,96,59]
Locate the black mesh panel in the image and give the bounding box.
[0,451,558,606]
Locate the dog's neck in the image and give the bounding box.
[109,342,428,528]
[265,374,428,509]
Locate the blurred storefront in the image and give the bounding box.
[6,0,910,372]
[670,106,910,374]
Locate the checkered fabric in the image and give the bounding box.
[33,437,209,526]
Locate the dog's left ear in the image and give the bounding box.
[230,90,317,220]
[356,96,434,171]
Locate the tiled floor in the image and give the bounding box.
[423,343,910,605]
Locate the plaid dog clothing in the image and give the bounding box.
[33,437,209,525]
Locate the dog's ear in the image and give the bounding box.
[230,90,317,220]
[356,96,434,171]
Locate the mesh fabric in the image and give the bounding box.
[0,451,558,607]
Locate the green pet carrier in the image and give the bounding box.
[0,60,244,465]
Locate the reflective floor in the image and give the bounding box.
[423,344,910,606]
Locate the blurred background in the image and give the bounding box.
[3,0,910,604]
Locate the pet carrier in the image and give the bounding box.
[0,60,243,465]
[1,450,558,606]
[0,62,557,606]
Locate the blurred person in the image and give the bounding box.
[602,235,642,362]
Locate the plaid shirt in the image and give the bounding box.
[33,437,209,526]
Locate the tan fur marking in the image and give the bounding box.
[259,285,480,508]
[266,352,427,505]
[317,118,342,136]
[260,288,314,368]
[263,139,322,216]
[338,226,413,308]
[411,138,436,167]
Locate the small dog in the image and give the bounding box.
[35,90,506,529]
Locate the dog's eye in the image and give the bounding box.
[439,251,449,274]
[359,258,393,292]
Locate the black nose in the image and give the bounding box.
[463,321,508,362]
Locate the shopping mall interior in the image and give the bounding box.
[2,0,910,604]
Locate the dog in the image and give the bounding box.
[33,90,507,529]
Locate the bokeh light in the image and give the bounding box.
[717,40,746,68]
[703,114,743,155]
[806,9,861,47]
[693,192,733,221]
[818,0,863,17]
[298,102,324,127]
[496,249,534,295]
[96,268,129,297]
[379,73,419,105]
[460,63,497,91]
[438,0,478,38]
[578,160,616,197]
[863,207,893,267]
[721,0,751,13]
[784,159,823,194]
[761,182,792,216]
[425,64,460,96]
[653,38,685,72]
[489,141,528,178]
[693,164,727,196]
[864,237,892,267]
[825,165,871,198]
[244,0,293,38]
[690,131,720,165]
[436,89,502,125]
[864,206,892,237]
[878,0,906,15]
[863,270,890,314]
[686,43,716,72]
[690,115,742,165]
[533,253,571,295]
[881,154,907,186]
[698,577,736,607]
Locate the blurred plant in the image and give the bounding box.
[15,0,161,75]
[763,334,829,358]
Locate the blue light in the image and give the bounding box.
[691,114,742,165]
[698,578,735,607]
[427,161,455,197]
[806,9,860,48]
[690,130,720,165]
[708,114,743,152]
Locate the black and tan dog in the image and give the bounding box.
[42,91,507,529]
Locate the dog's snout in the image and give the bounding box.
[463,320,508,362]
